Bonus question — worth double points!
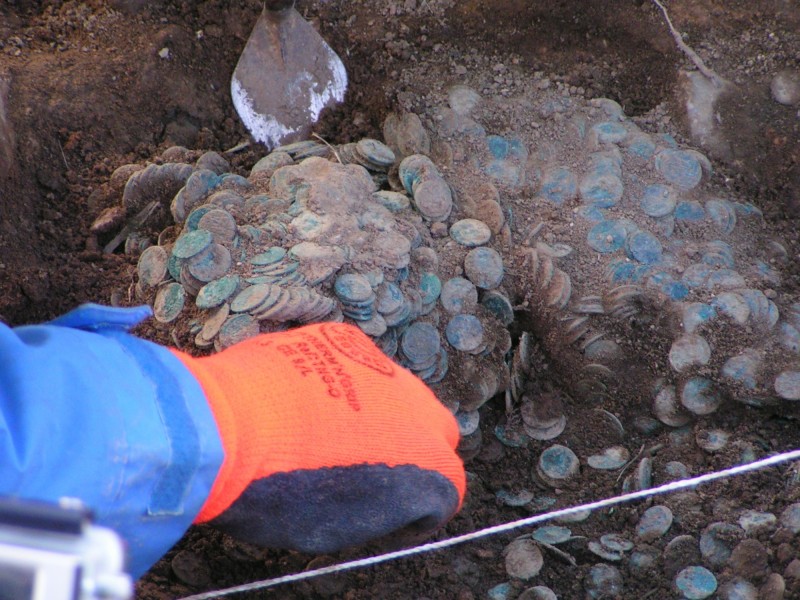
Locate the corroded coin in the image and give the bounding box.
[450,218,492,247]
[464,247,504,289]
[197,208,237,245]
[231,284,275,314]
[440,277,478,314]
[188,243,232,283]
[153,282,186,323]
[334,273,374,304]
[137,245,168,288]
[196,274,240,310]
[401,322,441,367]
[217,314,259,349]
[172,229,213,260]
[445,314,484,353]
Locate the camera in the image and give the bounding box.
[0,496,132,600]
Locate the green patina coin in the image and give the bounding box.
[196,274,240,310]
[137,245,168,287]
[419,272,442,305]
[172,229,213,260]
[230,284,275,313]
[250,246,287,266]
[153,282,185,323]
[217,314,260,349]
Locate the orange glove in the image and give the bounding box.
[172,322,465,553]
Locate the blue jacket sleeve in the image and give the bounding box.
[0,304,224,578]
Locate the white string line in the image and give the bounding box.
[180,448,800,600]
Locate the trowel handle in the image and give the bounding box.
[264,0,295,12]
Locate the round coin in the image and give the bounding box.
[172,229,213,260]
[445,314,484,352]
[464,247,504,289]
[196,274,240,310]
[153,282,186,323]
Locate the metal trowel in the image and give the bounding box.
[231,0,348,149]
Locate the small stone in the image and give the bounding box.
[760,573,786,600]
[771,69,800,106]
[780,503,800,533]
[663,535,701,579]
[727,539,768,581]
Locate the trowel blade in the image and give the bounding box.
[231,6,348,149]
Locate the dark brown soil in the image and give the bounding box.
[1,1,799,599]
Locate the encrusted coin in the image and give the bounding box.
[153,282,186,323]
[450,218,492,247]
[412,176,453,221]
[440,277,478,313]
[464,247,504,289]
[137,245,168,288]
[196,274,240,310]
[188,243,232,283]
[401,322,441,366]
[217,314,259,349]
[197,208,237,244]
[173,229,213,260]
[445,314,484,353]
[334,273,374,304]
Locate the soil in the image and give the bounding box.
[1,1,800,599]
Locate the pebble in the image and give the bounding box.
[779,502,800,533]
[738,510,777,536]
[663,534,701,579]
[771,69,800,106]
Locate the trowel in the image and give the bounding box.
[231,0,348,149]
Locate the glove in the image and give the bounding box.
[172,321,466,553]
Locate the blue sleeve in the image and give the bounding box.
[0,304,224,578]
